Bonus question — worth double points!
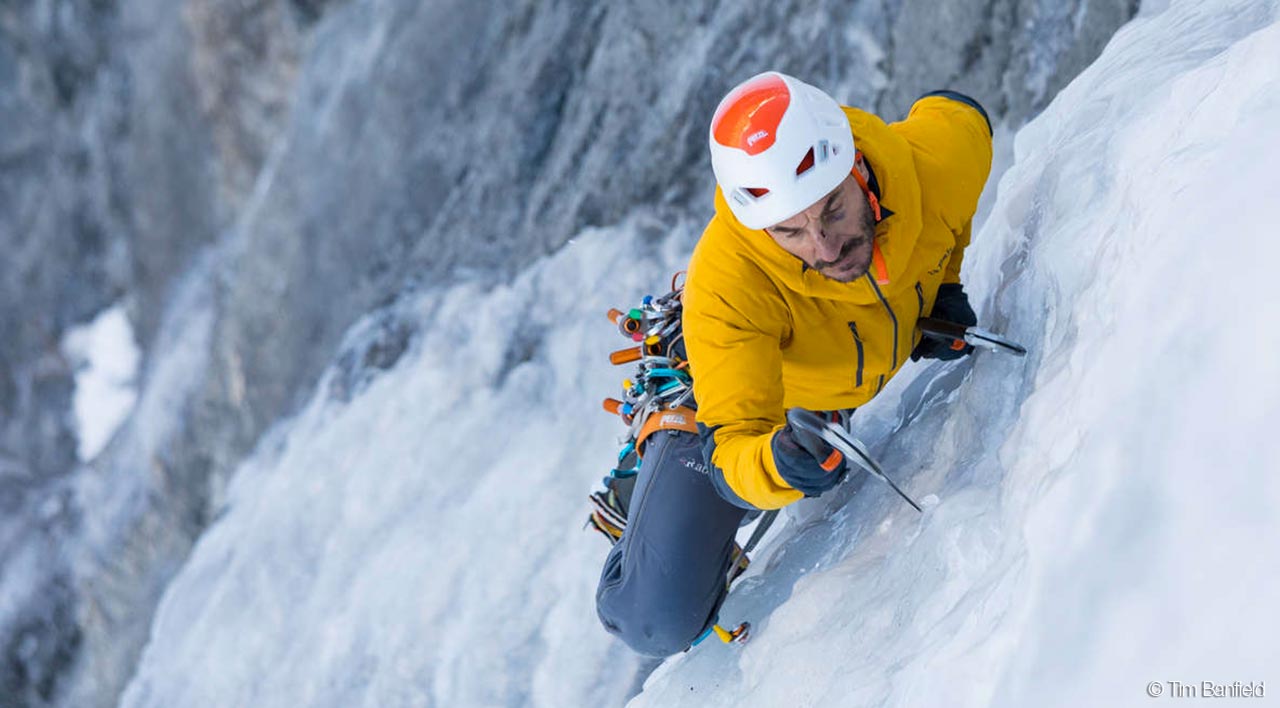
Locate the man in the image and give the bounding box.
[596,71,992,657]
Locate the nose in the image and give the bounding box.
[811,228,842,262]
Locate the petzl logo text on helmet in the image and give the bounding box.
[711,74,790,156]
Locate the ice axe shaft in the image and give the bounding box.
[918,317,1028,357]
[786,409,923,513]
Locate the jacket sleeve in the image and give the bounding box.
[894,92,994,284]
[682,256,803,511]
[945,218,973,284]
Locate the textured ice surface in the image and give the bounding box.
[122,1,1280,706]
[0,0,1142,703]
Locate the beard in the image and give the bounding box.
[814,206,877,282]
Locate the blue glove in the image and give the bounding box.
[912,283,977,361]
[771,419,846,497]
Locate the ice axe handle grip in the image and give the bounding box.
[787,408,924,513]
[919,317,1029,357]
[785,408,827,438]
[918,317,968,347]
[784,409,844,472]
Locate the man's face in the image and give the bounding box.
[764,168,876,283]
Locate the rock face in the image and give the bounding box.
[0,0,1137,705]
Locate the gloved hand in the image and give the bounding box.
[771,417,846,497]
[911,283,977,361]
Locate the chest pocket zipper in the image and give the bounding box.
[915,282,926,320]
[847,322,865,388]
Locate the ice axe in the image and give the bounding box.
[786,409,923,513]
[918,317,1027,357]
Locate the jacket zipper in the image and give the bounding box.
[915,282,925,321]
[847,322,865,388]
[867,275,900,368]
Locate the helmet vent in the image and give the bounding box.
[745,187,770,198]
[795,147,816,176]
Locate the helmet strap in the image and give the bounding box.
[850,151,882,223]
[852,151,891,285]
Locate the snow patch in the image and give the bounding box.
[61,304,140,461]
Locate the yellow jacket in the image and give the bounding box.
[683,94,993,509]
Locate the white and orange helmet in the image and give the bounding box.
[709,72,855,230]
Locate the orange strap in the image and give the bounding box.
[849,153,882,222]
[871,242,890,285]
[636,406,699,458]
[851,153,889,285]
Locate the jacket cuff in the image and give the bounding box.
[698,424,765,511]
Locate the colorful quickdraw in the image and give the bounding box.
[598,275,695,477]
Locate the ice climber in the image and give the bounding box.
[596,71,993,656]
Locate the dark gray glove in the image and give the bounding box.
[771,418,846,497]
[912,283,977,361]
